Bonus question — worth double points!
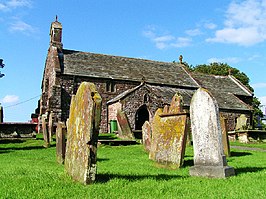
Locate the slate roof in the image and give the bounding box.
[192,73,253,111]
[62,49,199,88]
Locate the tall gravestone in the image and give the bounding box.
[48,111,54,143]
[56,121,67,164]
[220,115,230,157]
[149,93,188,168]
[142,121,152,152]
[42,113,50,148]
[189,88,235,178]
[64,82,102,185]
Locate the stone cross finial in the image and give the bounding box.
[228,68,232,75]
[179,55,183,64]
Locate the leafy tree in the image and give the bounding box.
[185,62,263,129]
[0,59,5,78]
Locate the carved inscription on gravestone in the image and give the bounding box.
[149,93,188,168]
[64,82,102,185]
[189,88,235,178]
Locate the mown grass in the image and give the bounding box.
[0,138,266,199]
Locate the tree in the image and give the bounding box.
[0,59,5,78]
[186,62,263,129]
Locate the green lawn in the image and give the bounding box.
[0,138,266,199]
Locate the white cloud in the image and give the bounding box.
[251,83,266,89]
[204,22,217,30]
[207,57,241,64]
[0,0,32,11]
[143,27,192,49]
[1,95,19,104]
[9,20,36,34]
[206,0,266,46]
[185,28,202,36]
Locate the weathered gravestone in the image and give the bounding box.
[220,115,231,157]
[149,93,188,168]
[48,111,55,143]
[56,121,67,164]
[116,110,135,140]
[42,113,50,148]
[189,88,235,178]
[142,121,152,152]
[235,114,248,130]
[64,82,102,185]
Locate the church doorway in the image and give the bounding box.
[135,105,149,130]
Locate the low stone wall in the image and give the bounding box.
[228,130,266,143]
[0,122,37,138]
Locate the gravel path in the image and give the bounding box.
[231,145,266,152]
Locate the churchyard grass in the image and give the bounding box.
[0,138,266,198]
[230,141,266,149]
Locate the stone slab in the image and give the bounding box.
[56,121,66,164]
[189,88,235,178]
[149,93,188,168]
[64,82,102,185]
[116,110,135,140]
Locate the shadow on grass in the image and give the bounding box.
[96,173,182,183]
[0,143,56,151]
[97,158,110,162]
[183,159,194,167]
[230,151,252,157]
[0,139,26,144]
[235,167,265,175]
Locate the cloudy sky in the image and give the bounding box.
[1,0,266,121]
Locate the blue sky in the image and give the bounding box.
[1,0,266,122]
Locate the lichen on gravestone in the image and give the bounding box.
[64,82,102,185]
[189,88,235,178]
[149,93,188,169]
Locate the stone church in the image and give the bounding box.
[40,18,253,133]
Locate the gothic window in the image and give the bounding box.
[106,81,116,92]
[143,93,149,103]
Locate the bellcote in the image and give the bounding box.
[50,16,63,49]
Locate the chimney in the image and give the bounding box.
[50,15,63,49]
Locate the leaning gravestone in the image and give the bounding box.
[189,88,235,178]
[142,121,152,152]
[116,110,135,140]
[64,82,102,185]
[149,93,188,168]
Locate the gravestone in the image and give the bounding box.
[189,88,235,178]
[0,106,3,123]
[235,114,248,130]
[142,121,152,152]
[48,111,55,143]
[220,115,230,157]
[42,113,50,148]
[116,110,135,140]
[149,93,188,168]
[64,82,102,185]
[56,121,67,164]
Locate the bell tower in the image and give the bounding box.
[50,15,63,49]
